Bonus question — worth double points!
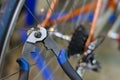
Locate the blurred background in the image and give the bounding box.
[0,0,120,80]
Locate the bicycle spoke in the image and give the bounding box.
[76,0,87,26]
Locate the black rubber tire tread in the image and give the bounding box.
[68,25,88,57]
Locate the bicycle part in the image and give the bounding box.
[68,25,88,57]
[108,14,120,39]
[82,53,101,72]
[76,54,101,78]
[85,0,103,49]
[95,0,117,38]
[50,1,97,24]
[76,36,104,76]
[0,0,25,77]
[76,64,85,77]
[41,0,58,27]
[84,36,105,56]
[51,31,71,41]
[99,0,108,16]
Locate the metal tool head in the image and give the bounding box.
[22,26,60,59]
[21,42,36,60]
[44,36,60,57]
[20,26,82,80]
[21,27,47,60]
[27,27,47,43]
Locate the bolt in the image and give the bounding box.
[34,32,41,38]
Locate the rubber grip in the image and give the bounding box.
[17,58,30,80]
[57,49,82,80]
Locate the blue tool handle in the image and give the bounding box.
[17,58,30,80]
[57,49,82,80]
